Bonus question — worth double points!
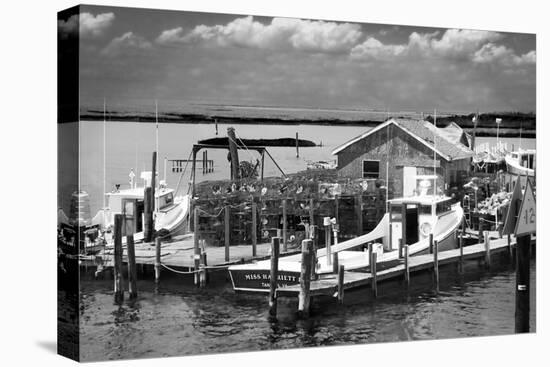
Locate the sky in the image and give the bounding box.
[58,5,536,114]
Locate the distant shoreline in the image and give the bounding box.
[77,110,536,139]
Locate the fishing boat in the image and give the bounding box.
[93,173,190,244]
[505,150,535,177]
[228,194,463,293]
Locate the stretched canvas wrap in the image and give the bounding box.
[58,4,536,362]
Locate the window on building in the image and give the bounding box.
[363,160,380,179]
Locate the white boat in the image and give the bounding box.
[92,172,190,244]
[505,150,535,177]
[228,195,463,293]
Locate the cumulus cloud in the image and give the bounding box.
[350,37,406,59]
[101,32,152,56]
[473,43,536,66]
[156,16,363,53]
[58,12,115,39]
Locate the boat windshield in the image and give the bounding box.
[436,199,452,215]
[158,192,174,209]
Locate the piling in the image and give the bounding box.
[200,251,208,287]
[225,206,230,262]
[404,244,410,287]
[332,252,339,274]
[251,201,257,257]
[227,127,240,180]
[355,194,363,236]
[113,214,124,303]
[151,151,156,212]
[268,237,280,318]
[194,207,200,286]
[398,238,403,259]
[433,239,439,291]
[371,252,378,298]
[154,237,161,283]
[282,199,288,252]
[337,265,345,304]
[143,187,153,242]
[127,234,138,299]
[428,233,434,254]
[483,231,491,268]
[507,234,513,259]
[335,195,339,224]
[478,218,483,241]
[459,220,464,273]
[515,234,531,333]
[298,239,314,318]
[324,217,332,266]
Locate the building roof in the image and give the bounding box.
[331,118,474,161]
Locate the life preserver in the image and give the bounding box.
[419,222,432,237]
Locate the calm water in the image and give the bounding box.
[78,257,536,361]
[59,121,535,215]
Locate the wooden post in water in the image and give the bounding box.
[143,187,153,242]
[113,214,124,303]
[194,207,200,286]
[127,234,138,299]
[335,195,339,224]
[268,237,280,318]
[478,218,483,243]
[401,205,406,257]
[433,239,439,291]
[398,238,403,259]
[225,206,230,262]
[154,237,161,284]
[355,194,363,236]
[515,234,531,333]
[459,220,464,274]
[282,199,287,252]
[507,234,513,259]
[484,231,491,268]
[332,252,339,274]
[337,265,345,304]
[368,242,374,270]
[371,252,378,298]
[200,250,208,286]
[404,245,410,287]
[151,151,157,212]
[251,201,257,257]
[324,217,332,266]
[429,233,434,254]
[295,132,299,158]
[298,239,314,318]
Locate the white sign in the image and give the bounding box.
[515,179,536,236]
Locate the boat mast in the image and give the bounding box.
[103,97,106,208]
[433,109,437,196]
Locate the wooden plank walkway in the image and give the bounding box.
[97,234,300,269]
[277,234,533,298]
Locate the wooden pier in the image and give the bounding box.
[276,232,534,303]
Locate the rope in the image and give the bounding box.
[234,132,256,162]
[160,262,231,274]
[174,149,193,197]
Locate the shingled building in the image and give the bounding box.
[332,118,474,198]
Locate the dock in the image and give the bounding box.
[276,233,533,299]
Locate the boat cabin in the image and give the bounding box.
[511,151,536,170]
[105,187,175,232]
[386,196,454,250]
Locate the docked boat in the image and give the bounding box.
[505,150,535,177]
[93,172,190,244]
[228,195,463,293]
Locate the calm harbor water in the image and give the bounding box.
[59,120,535,215]
[78,257,536,361]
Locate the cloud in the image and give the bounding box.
[156,16,363,53]
[101,32,152,56]
[473,43,536,66]
[350,37,406,59]
[58,12,115,39]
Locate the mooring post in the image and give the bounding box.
[433,239,439,291]
[154,237,161,284]
[225,205,230,262]
[335,195,339,225]
[459,221,464,274]
[404,244,410,287]
[355,194,363,236]
[143,186,153,242]
[308,198,317,278]
[478,218,483,243]
[371,252,378,298]
[298,239,313,318]
[429,233,434,254]
[251,201,257,257]
[194,207,200,286]
[332,252,339,274]
[368,242,374,270]
[324,217,332,266]
[113,214,124,303]
[282,199,288,252]
[227,127,240,180]
[515,234,531,333]
[484,230,491,268]
[268,237,280,318]
[398,238,403,259]
[200,250,208,286]
[337,264,345,304]
[506,234,514,261]
[127,234,138,299]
